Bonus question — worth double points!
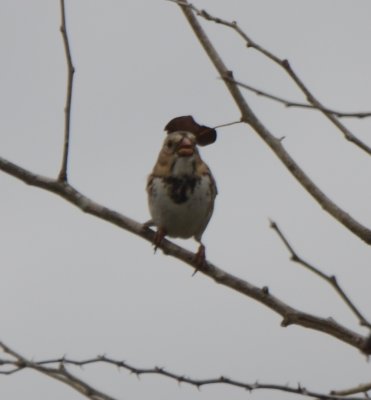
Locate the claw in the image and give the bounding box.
[153,227,166,253]
[142,222,166,253]
[192,244,206,276]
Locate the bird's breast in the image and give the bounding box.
[163,176,198,204]
[148,175,214,239]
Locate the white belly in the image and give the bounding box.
[149,176,212,239]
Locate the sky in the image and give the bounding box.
[0,1,371,399]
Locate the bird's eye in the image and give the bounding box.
[166,140,173,148]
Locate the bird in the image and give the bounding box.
[145,116,217,269]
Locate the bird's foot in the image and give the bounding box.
[153,227,166,253]
[192,244,206,276]
[142,222,166,253]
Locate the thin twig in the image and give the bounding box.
[280,60,371,156]
[58,0,75,182]
[226,78,371,118]
[170,0,371,156]
[0,342,118,400]
[0,350,368,400]
[213,119,242,129]
[0,155,369,354]
[270,220,371,329]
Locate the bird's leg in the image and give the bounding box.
[153,227,166,253]
[192,243,206,276]
[142,221,166,253]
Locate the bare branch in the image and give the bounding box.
[280,60,371,156]
[331,383,371,397]
[171,0,371,156]
[0,351,367,400]
[0,342,118,400]
[58,0,75,182]
[226,78,371,119]
[0,155,369,353]
[270,221,371,329]
[174,0,371,246]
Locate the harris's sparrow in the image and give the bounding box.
[146,116,217,267]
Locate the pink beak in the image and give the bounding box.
[177,137,194,157]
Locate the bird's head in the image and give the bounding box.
[162,131,198,158]
[152,131,203,177]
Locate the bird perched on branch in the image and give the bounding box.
[146,116,217,268]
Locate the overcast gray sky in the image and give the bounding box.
[1,1,371,399]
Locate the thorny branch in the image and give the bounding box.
[175,0,371,246]
[270,221,371,330]
[170,0,371,156]
[0,342,117,400]
[58,0,75,182]
[0,344,369,400]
